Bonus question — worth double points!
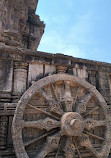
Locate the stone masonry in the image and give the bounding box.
[0,0,111,158]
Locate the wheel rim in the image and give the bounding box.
[12,74,111,158]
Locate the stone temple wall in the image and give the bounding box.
[0,46,111,157]
[0,0,111,158]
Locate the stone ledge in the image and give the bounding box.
[0,46,111,69]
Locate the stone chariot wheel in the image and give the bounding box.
[12,74,111,158]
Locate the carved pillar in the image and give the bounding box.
[12,62,28,102]
[0,116,8,149]
[97,71,111,103]
[73,64,88,80]
[0,60,13,102]
[7,116,13,148]
[88,71,97,86]
[56,65,67,74]
[82,66,88,79]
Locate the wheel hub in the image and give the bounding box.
[61,112,85,136]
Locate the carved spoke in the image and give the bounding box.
[64,137,76,158]
[24,130,57,147]
[79,133,100,158]
[55,136,62,158]
[35,132,61,158]
[39,88,64,116]
[84,119,106,131]
[51,84,59,102]
[23,117,60,131]
[38,89,52,101]
[76,93,93,114]
[73,87,81,106]
[62,81,73,112]
[84,131,105,141]
[50,100,64,116]
[51,84,63,114]
[83,106,99,117]
[28,104,60,121]
[72,138,82,158]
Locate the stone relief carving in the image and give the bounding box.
[12,74,111,158]
[0,1,111,158]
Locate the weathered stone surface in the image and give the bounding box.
[0,0,111,158]
[0,0,45,50]
[13,62,28,96]
[0,116,8,149]
[12,74,111,158]
[0,60,13,92]
[44,64,56,76]
[28,63,43,86]
[73,64,88,79]
[97,72,111,103]
[88,70,97,86]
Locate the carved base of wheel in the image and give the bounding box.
[12,74,111,158]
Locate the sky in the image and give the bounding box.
[36,0,111,63]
